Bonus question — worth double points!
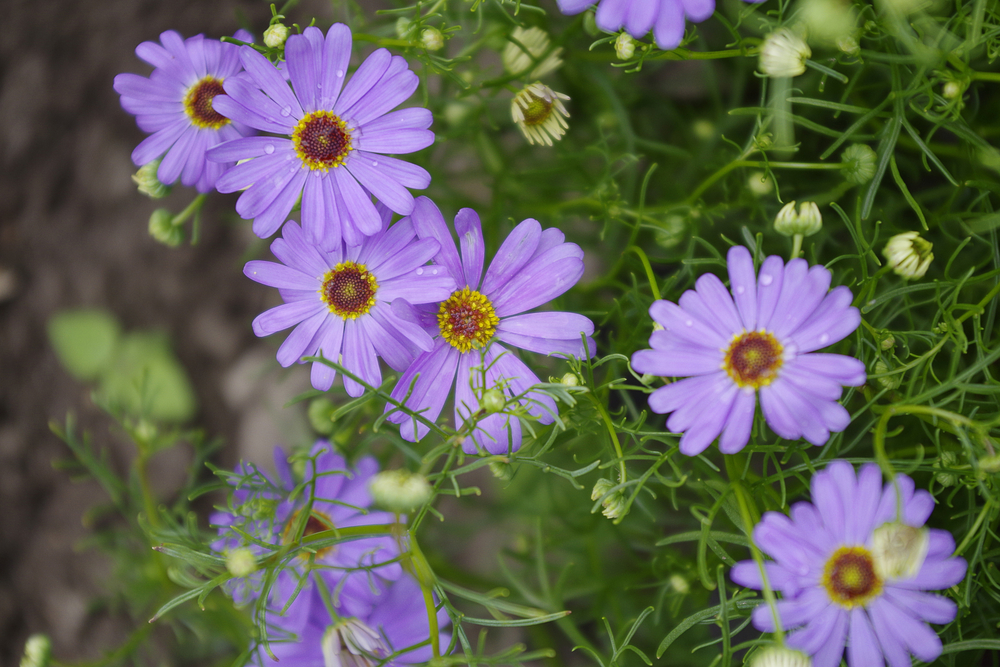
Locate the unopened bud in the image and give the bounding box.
[748,170,774,196]
[395,17,415,40]
[872,521,929,580]
[482,388,506,414]
[692,120,714,140]
[615,32,635,60]
[369,469,432,513]
[669,574,689,594]
[132,159,171,199]
[560,372,580,387]
[308,397,336,435]
[20,635,51,667]
[880,334,895,350]
[884,232,933,279]
[942,80,962,99]
[582,11,599,36]
[148,209,183,247]
[489,460,515,481]
[933,451,958,487]
[591,478,628,520]
[842,144,877,185]
[750,646,812,667]
[759,28,811,78]
[874,360,901,390]
[226,547,258,577]
[979,453,1000,474]
[800,0,858,48]
[421,27,444,51]
[503,27,562,79]
[263,23,289,49]
[774,201,822,237]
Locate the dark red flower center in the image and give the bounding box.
[438,288,499,352]
[723,330,783,388]
[183,76,229,129]
[321,261,377,319]
[293,110,353,170]
[823,546,883,607]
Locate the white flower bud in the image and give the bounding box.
[759,28,811,78]
[748,170,774,196]
[503,27,563,79]
[20,635,51,667]
[872,521,929,580]
[884,231,933,279]
[943,80,962,99]
[615,32,635,60]
[369,469,432,513]
[482,388,506,414]
[263,23,289,49]
[560,372,580,387]
[395,17,415,40]
[148,209,183,247]
[750,646,812,667]
[132,159,171,199]
[842,144,877,184]
[669,574,690,594]
[773,201,822,237]
[591,478,628,520]
[226,547,258,578]
[420,27,444,51]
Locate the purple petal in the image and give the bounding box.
[239,45,303,120]
[355,128,434,154]
[359,307,414,372]
[682,0,716,21]
[557,0,596,13]
[793,353,867,386]
[455,208,485,289]
[244,260,319,290]
[285,28,321,112]
[882,588,957,624]
[789,286,861,353]
[496,312,595,358]
[371,300,433,356]
[868,597,917,667]
[334,49,391,117]
[868,596,942,663]
[666,374,735,433]
[595,0,628,31]
[647,372,727,414]
[253,299,324,336]
[727,246,758,331]
[251,169,307,239]
[301,172,341,249]
[677,381,736,455]
[718,387,756,454]
[386,340,459,441]
[410,197,464,288]
[482,218,541,296]
[332,166,382,237]
[379,273,456,304]
[678,288,737,341]
[317,24,352,110]
[341,319,380,397]
[310,316,346,391]
[786,604,846,658]
[647,300,728,349]
[132,119,188,167]
[755,255,786,330]
[771,264,832,339]
[275,310,327,367]
[490,245,584,318]
[348,69,420,127]
[625,0,657,38]
[653,0,686,50]
[489,343,557,424]
[898,556,967,591]
[631,345,723,377]
[344,153,415,215]
[214,80,294,133]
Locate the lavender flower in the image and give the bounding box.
[114,30,255,193]
[211,440,402,624]
[555,0,764,51]
[258,573,450,666]
[244,205,456,395]
[385,198,597,454]
[206,24,434,248]
[631,245,865,456]
[731,461,966,667]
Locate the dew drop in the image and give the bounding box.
[280,106,292,117]
[371,161,378,167]
[264,143,275,154]
[735,286,745,295]
[819,333,830,345]
[416,268,424,276]
[336,69,344,78]
[432,268,438,275]
[685,320,693,327]
[760,274,773,286]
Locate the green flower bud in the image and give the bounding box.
[420,27,444,51]
[614,32,635,60]
[489,460,515,481]
[263,23,289,49]
[669,574,690,595]
[591,478,628,520]
[933,451,958,487]
[20,635,51,667]
[226,547,258,578]
[747,170,774,196]
[874,360,900,390]
[308,397,336,435]
[841,144,877,185]
[395,17,415,40]
[750,646,811,667]
[132,159,171,199]
[872,521,929,580]
[773,201,822,237]
[582,11,599,36]
[880,334,895,350]
[482,388,506,414]
[560,372,580,387]
[692,120,715,140]
[979,453,1000,474]
[148,209,183,247]
[759,28,811,78]
[503,27,562,79]
[884,232,933,279]
[800,0,858,48]
[369,469,432,513]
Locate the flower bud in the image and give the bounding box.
[615,32,635,60]
[880,334,895,350]
[503,27,562,79]
[148,209,183,247]
[872,521,929,580]
[942,80,962,99]
[582,11,599,36]
[933,451,958,487]
[883,231,933,279]
[773,201,822,237]
[759,28,811,78]
[20,635,51,667]
[591,478,628,520]
[263,23,289,49]
[874,360,901,390]
[841,144,877,185]
[799,0,858,48]
[369,469,432,513]
[560,372,580,387]
[748,170,774,196]
[489,460,515,481]
[692,120,715,140]
[979,453,1000,475]
[669,574,690,594]
[420,27,444,51]
[308,397,336,435]
[226,547,258,578]
[132,159,171,199]
[482,388,506,414]
[750,646,812,667]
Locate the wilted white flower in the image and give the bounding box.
[263,23,289,49]
[872,521,930,580]
[773,201,822,237]
[591,478,628,520]
[884,231,933,279]
[503,27,563,79]
[759,28,811,78]
[511,82,570,146]
[369,469,432,513]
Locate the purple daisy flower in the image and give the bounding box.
[384,197,597,455]
[257,572,451,667]
[555,0,764,51]
[244,204,456,395]
[630,245,866,456]
[731,461,966,667]
[206,24,434,249]
[211,441,403,630]
[114,30,256,193]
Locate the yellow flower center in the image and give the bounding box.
[183,76,230,129]
[282,509,336,560]
[822,546,883,608]
[438,288,499,353]
[320,261,377,319]
[723,330,784,388]
[521,96,554,126]
[293,110,353,171]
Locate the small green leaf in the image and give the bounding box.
[47,309,121,381]
[97,332,197,423]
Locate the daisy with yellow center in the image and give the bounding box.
[512,82,570,146]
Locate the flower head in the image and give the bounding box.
[114,30,255,193]
[883,232,933,279]
[512,83,570,146]
[244,204,456,394]
[502,27,563,79]
[842,144,877,184]
[555,0,764,51]
[384,198,597,454]
[631,246,866,455]
[774,201,822,237]
[760,28,812,78]
[731,461,966,667]
[369,469,433,513]
[207,24,434,249]
[264,23,290,49]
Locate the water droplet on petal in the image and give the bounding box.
[280,106,292,117]
[819,333,830,344]
[264,143,275,154]
[735,286,745,295]
[416,268,424,276]
[336,69,344,78]
[760,274,773,286]
[372,161,378,167]
[432,269,438,275]
[685,320,693,327]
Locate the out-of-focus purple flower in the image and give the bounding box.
[731,461,966,667]
[631,245,866,456]
[244,205,456,395]
[384,197,597,455]
[210,440,402,626]
[207,23,434,249]
[114,30,256,193]
[555,0,765,51]
[257,573,450,667]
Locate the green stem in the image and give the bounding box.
[590,394,627,485]
[790,234,803,260]
[171,193,206,226]
[685,161,842,205]
[953,500,995,556]
[627,246,662,301]
[135,452,160,531]
[407,533,441,658]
